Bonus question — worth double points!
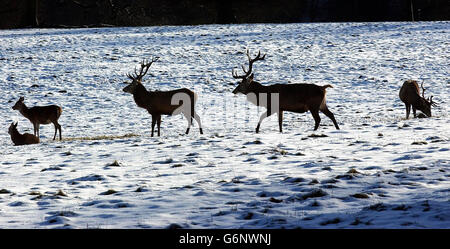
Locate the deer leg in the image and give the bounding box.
[183,112,192,135]
[278,110,283,133]
[151,116,156,137]
[256,111,271,133]
[193,112,203,134]
[412,107,417,118]
[33,123,37,137]
[320,107,340,130]
[156,115,161,137]
[310,110,321,131]
[52,121,62,140]
[36,124,40,138]
[405,104,411,119]
[53,123,57,140]
[58,123,62,140]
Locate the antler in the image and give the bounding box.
[127,57,160,81]
[420,81,438,107]
[232,49,266,79]
[420,81,426,99]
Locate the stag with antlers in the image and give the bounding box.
[232,49,340,133]
[399,80,436,119]
[123,57,203,137]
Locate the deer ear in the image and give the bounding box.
[19,96,24,101]
[249,73,254,81]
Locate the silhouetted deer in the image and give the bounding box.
[12,97,62,140]
[8,122,39,145]
[232,49,340,133]
[123,57,203,136]
[399,80,436,119]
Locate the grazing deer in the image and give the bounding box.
[232,49,340,133]
[8,122,39,145]
[123,57,203,137]
[399,80,436,119]
[12,97,62,140]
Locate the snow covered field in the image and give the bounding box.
[0,22,449,228]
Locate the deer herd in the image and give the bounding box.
[8,49,437,146]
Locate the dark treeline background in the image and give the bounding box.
[1,0,449,29]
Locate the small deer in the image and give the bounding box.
[399,80,436,119]
[123,57,203,137]
[232,49,340,133]
[12,97,62,140]
[8,122,40,146]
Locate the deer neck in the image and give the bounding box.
[245,81,271,107]
[17,104,32,118]
[247,81,266,94]
[10,128,21,139]
[410,93,425,108]
[132,83,152,109]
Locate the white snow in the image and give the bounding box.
[0,22,449,228]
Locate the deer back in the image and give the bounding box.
[28,105,62,124]
[147,88,196,115]
[245,81,328,113]
[399,80,421,104]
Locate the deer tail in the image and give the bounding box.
[58,106,63,117]
[321,84,333,90]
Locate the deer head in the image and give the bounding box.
[232,49,266,94]
[12,97,25,110]
[8,122,18,135]
[123,57,159,94]
[419,82,436,117]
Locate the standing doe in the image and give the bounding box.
[8,122,40,145]
[12,97,62,140]
[399,80,436,119]
[123,57,203,137]
[231,49,340,133]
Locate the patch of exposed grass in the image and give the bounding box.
[351,218,362,226]
[308,134,328,138]
[107,160,121,167]
[269,197,283,203]
[347,169,360,174]
[309,179,319,185]
[392,204,411,211]
[283,177,306,183]
[365,203,387,212]
[135,186,146,192]
[300,189,327,200]
[100,189,118,195]
[62,133,139,142]
[54,190,67,197]
[0,189,12,194]
[411,141,428,145]
[29,191,44,200]
[243,212,254,220]
[351,193,370,199]
[320,218,341,226]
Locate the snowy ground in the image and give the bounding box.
[0,22,449,228]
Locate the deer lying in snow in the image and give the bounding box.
[123,57,203,137]
[12,97,62,140]
[8,122,39,145]
[231,49,340,133]
[399,80,436,119]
